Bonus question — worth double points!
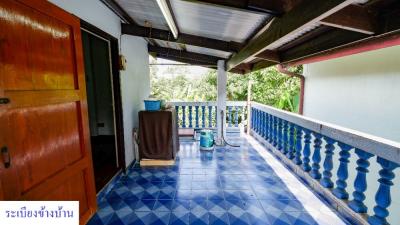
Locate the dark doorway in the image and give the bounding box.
[81,22,125,192]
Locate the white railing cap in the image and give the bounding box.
[251,101,400,164]
[168,101,246,107]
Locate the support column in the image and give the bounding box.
[246,80,252,135]
[216,60,227,145]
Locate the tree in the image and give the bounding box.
[150,64,302,112]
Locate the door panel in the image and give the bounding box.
[0,0,97,224]
[0,0,76,90]
[7,102,83,192]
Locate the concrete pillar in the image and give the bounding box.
[247,80,252,135]
[216,60,227,144]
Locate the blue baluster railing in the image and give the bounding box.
[208,105,212,128]
[294,125,303,165]
[188,106,193,128]
[277,118,283,151]
[254,108,258,133]
[175,106,180,126]
[302,129,312,172]
[262,111,267,138]
[368,157,399,225]
[201,106,206,128]
[256,109,260,134]
[282,120,289,154]
[173,101,400,225]
[227,106,232,127]
[214,106,217,128]
[248,102,400,225]
[332,142,352,199]
[265,113,270,141]
[310,132,322,179]
[182,105,186,128]
[286,122,295,160]
[320,136,335,188]
[251,108,255,132]
[169,102,246,130]
[348,149,373,213]
[234,107,239,127]
[195,106,199,128]
[270,115,275,145]
[273,115,278,147]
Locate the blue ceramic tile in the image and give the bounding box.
[189,210,208,225]
[153,199,174,212]
[171,200,191,212]
[209,211,229,225]
[86,134,347,225]
[169,211,190,225]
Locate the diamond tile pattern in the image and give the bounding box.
[87,135,346,225]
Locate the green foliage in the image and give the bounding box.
[150,64,302,112]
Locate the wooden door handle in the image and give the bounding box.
[1,146,11,168]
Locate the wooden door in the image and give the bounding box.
[0,0,97,224]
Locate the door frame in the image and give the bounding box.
[80,20,126,172]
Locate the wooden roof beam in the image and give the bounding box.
[254,50,280,63]
[226,0,357,71]
[320,5,376,35]
[100,0,136,24]
[123,24,242,53]
[148,45,223,65]
[235,63,253,74]
[153,54,216,67]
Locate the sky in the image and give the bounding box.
[149,57,212,79]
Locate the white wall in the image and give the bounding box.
[49,0,150,167]
[303,45,400,143]
[120,36,150,167]
[303,46,400,225]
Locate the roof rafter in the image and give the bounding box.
[226,0,357,71]
[320,4,376,35]
[148,45,224,65]
[100,0,136,24]
[254,50,280,63]
[123,24,242,53]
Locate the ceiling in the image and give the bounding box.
[108,0,400,74]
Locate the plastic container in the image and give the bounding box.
[200,129,214,151]
[144,100,161,111]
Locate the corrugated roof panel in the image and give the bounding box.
[185,45,231,59]
[116,0,168,30]
[169,0,270,43]
[266,23,321,50]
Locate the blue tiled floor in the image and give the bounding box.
[87,134,347,225]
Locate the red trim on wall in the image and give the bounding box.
[287,32,400,66]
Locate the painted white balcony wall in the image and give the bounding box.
[303,45,400,143]
[49,0,150,167]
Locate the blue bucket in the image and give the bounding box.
[200,130,214,150]
[144,100,161,111]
